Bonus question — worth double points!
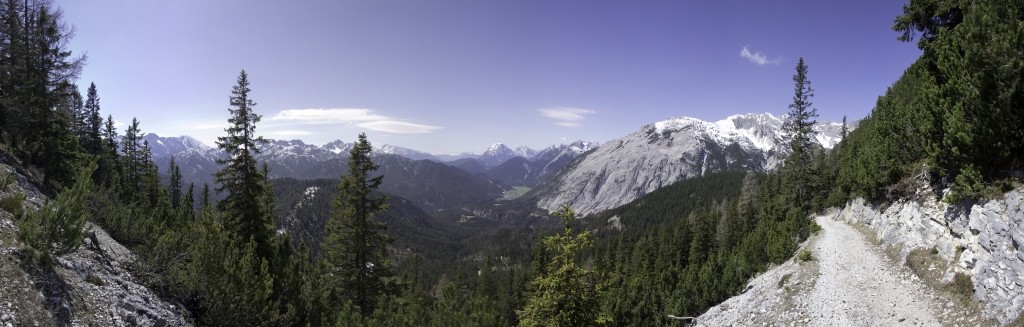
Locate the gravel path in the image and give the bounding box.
[804,215,941,326]
[696,214,963,326]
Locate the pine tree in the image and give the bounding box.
[321,132,393,316]
[782,57,819,209]
[120,118,144,194]
[167,155,182,209]
[841,115,848,139]
[200,182,211,209]
[184,182,195,220]
[84,82,102,155]
[213,70,274,257]
[517,204,609,327]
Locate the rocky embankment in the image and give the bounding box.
[0,163,191,327]
[695,176,1024,326]
[694,214,981,326]
[838,182,1024,324]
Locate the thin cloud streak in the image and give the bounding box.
[357,121,441,134]
[740,46,780,65]
[539,107,595,121]
[268,108,389,124]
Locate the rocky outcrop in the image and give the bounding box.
[0,163,191,327]
[838,182,1024,324]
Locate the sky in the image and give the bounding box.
[54,0,922,154]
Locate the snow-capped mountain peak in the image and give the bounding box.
[513,145,538,159]
[478,143,518,165]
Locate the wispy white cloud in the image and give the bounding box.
[740,46,780,65]
[271,130,312,136]
[112,119,126,128]
[539,107,595,127]
[357,121,441,134]
[269,108,442,134]
[539,107,595,121]
[268,108,389,124]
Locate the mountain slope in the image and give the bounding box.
[530,113,848,216]
[299,154,508,211]
[485,140,599,187]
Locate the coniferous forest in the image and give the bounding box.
[0,0,1022,326]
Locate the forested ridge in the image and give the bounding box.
[0,0,1022,326]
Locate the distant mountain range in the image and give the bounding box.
[142,112,851,218]
[527,113,853,216]
[144,135,506,212]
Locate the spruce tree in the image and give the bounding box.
[167,155,182,209]
[517,204,609,327]
[84,82,102,155]
[783,57,819,208]
[213,70,274,257]
[322,132,393,316]
[120,118,144,195]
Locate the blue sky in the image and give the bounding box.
[55,0,921,154]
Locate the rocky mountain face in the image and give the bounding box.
[531,113,848,216]
[837,177,1024,324]
[485,140,601,187]
[513,146,538,160]
[478,143,518,166]
[0,163,190,327]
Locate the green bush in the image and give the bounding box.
[18,161,95,265]
[0,173,15,191]
[809,221,822,235]
[797,249,814,262]
[0,193,25,217]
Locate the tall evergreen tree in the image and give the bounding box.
[200,182,211,209]
[517,204,609,327]
[167,155,182,209]
[322,132,393,316]
[120,118,144,194]
[782,57,819,208]
[213,70,274,257]
[83,82,102,155]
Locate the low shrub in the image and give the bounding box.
[809,221,822,235]
[0,193,25,217]
[945,272,975,304]
[797,249,814,262]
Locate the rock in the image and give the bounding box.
[839,187,1024,324]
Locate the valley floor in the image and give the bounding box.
[694,214,991,327]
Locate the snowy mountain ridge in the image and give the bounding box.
[531,113,852,216]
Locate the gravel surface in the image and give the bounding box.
[695,214,985,327]
[804,215,941,326]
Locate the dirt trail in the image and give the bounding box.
[694,214,978,326]
[803,215,941,326]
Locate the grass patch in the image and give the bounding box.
[777,273,792,289]
[0,193,25,217]
[945,272,975,305]
[500,186,532,200]
[86,274,106,286]
[797,249,814,262]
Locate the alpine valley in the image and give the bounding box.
[148,112,847,218]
